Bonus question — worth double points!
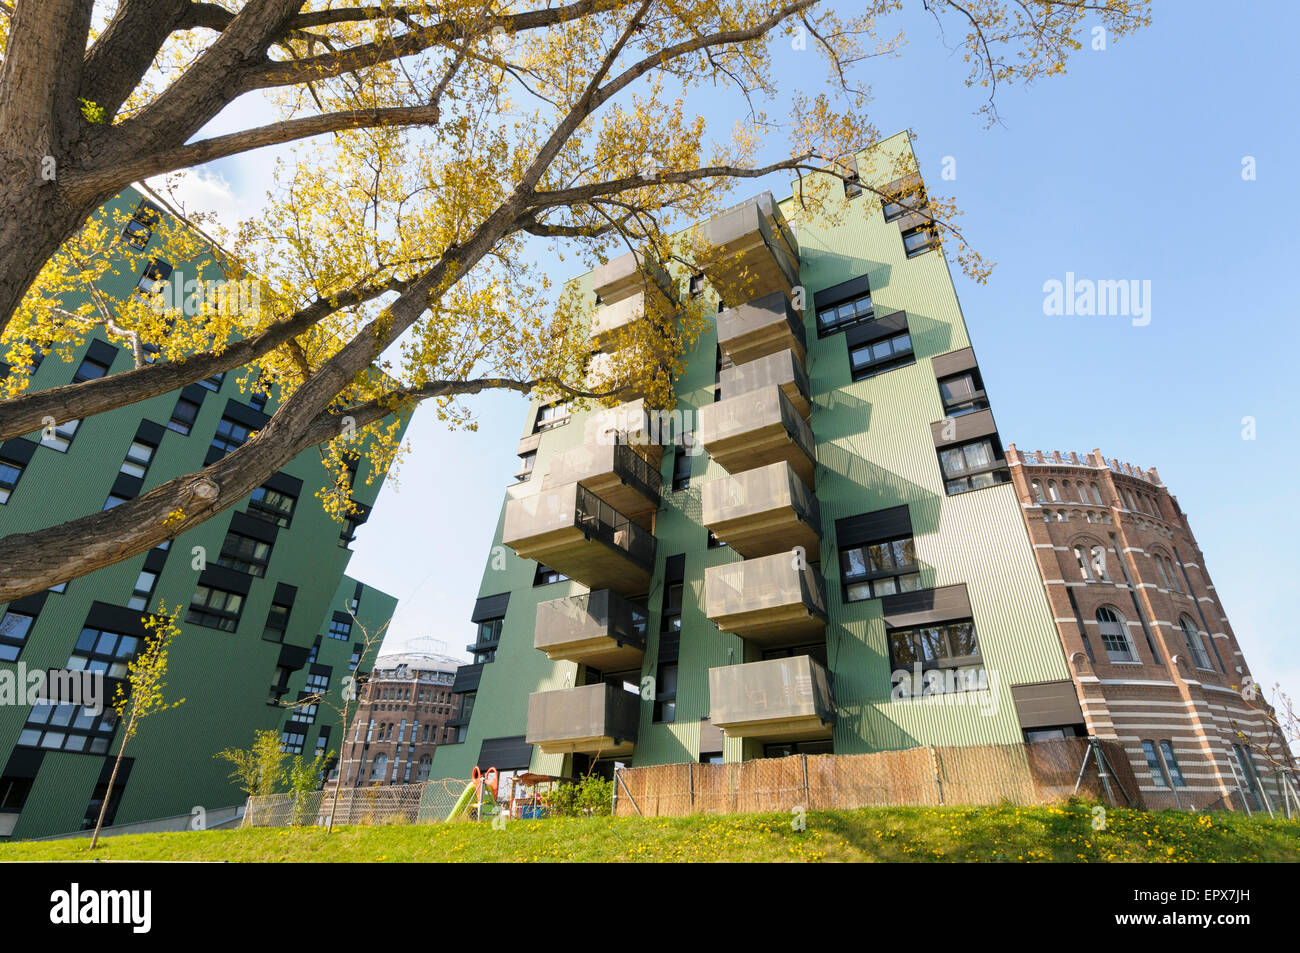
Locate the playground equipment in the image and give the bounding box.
[447,766,499,822]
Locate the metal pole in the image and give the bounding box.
[1091,738,1115,806]
[1073,742,1094,795]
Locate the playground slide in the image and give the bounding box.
[446,766,498,822]
[447,781,478,822]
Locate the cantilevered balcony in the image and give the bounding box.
[697,193,800,302]
[716,291,807,367]
[526,682,640,756]
[583,398,664,464]
[704,551,828,644]
[697,386,816,487]
[590,249,675,307]
[503,482,656,594]
[586,348,649,403]
[709,655,836,741]
[534,590,648,669]
[589,291,654,352]
[719,347,811,419]
[543,441,662,527]
[701,461,821,559]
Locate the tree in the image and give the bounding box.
[0,1,1151,602]
[286,750,329,825]
[214,727,288,799]
[89,602,185,849]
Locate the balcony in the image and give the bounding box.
[590,291,661,352]
[543,441,662,527]
[534,590,648,669]
[590,250,675,307]
[697,193,800,303]
[697,386,816,487]
[583,398,664,464]
[704,551,828,643]
[526,682,640,756]
[586,348,649,402]
[709,655,836,741]
[716,291,807,367]
[701,460,821,559]
[719,347,810,419]
[503,482,656,594]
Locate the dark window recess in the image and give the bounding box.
[122,201,162,249]
[42,418,80,452]
[280,729,306,755]
[263,599,293,644]
[217,530,272,577]
[937,369,989,418]
[137,258,173,294]
[119,437,157,479]
[348,644,363,672]
[888,619,982,673]
[248,483,297,528]
[901,224,938,259]
[849,329,913,381]
[689,273,706,297]
[841,536,921,602]
[338,502,371,549]
[186,584,244,632]
[706,530,727,549]
[248,390,269,413]
[764,740,833,758]
[102,493,130,511]
[516,451,536,481]
[762,642,829,667]
[327,613,353,641]
[533,403,569,432]
[671,444,692,491]
[0,451,30,505]
[0,775,35,813]
[471,618,502,664]
[653,660,678,723]
[883,188,928,223]
[533,564,568,586]
[0,609,36,662]
[167,396,201,435]
[842,157,862,198]
[937,437,1010,495]
[81,763,132,830]
[198,372,226,393]
[73,352,113,383]
[211,415,254,455]
[817,290,873,336]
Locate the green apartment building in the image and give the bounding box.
[0,189,399,839]
[433,133,1086,781]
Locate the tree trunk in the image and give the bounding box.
[89,724,131,849]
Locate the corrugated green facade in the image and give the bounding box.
[0,190,400,838]
[431,132,1070,781]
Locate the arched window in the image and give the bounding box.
[417,755,432,782]
[1179,615,1213,670]
[1047,481,1061,502]
[1164,556,1182,592]
[369,753,388,780]
[1152,554,1171,589]
[1031,480,1046,503]
[1073,545,1092,581]
[1090,482,1103,505]
[1123,488,1138,510]
[1089,545,1110,582]
[1096,606,1135,662]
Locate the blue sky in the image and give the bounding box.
[179,2,1298,694]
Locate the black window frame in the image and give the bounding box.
[848,329,914,381]
[839,535,922,603]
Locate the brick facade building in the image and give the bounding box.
[336,652,461,787]
[1007,445,1294,811]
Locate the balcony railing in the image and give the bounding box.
[543,441,662,525]
[701,460,821,558]
[583,398,664,463]
[534,589,648,668]
[698,386,816,487]
[590,291,650,351]
[697,193,800,303]
[717,291,808,367]
[719,347,811,419]
[503,482,656,593]
[526,682,641,756]
[590,250,675,307]
[709,655,836,741]
[586,348,649,402]
[704,551,828,643]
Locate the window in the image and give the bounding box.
[119,439,156,479]
[1047,481,1060,502]
[1073,545,1092,582]
[689,273,706,297]
[843,173,862,199]
[248,483,296,528]
[368,753,388,780]
[706,529,727,549]
[937,438,1009,494]
[816,290,873,335]
[840,536,920,602]
[533,564,568,586]
[305,671,330,693]
[671,443,692,491]
[127,569,159,611]
[417,756,433,781]
[211,415,253,455]
[883,187,927,222]
[121,201,161,249]
[1153,555,1172,590]
[533,403,569,432]
[1141,740,1170,788]
[1158,741,1186,787]
[1179,615,1213,670]
[473,618,502,663]
[73,353,112,383]
[1162,556,1181,592]
[198,373,226,393]
[661,581,683,633]
[1089,545,1110,582]
[1089,482,1103,505]
[1232,744,1264,808]
[68,626,140,681]
[217,530,272,577]
[1096,606,1135,663]
[0,456,27,504]
[0,610,36,662]
[263,599,292,643]
[281,729,306,755]
[1030,480,1046,504]
[901,224,937,258]
[849,330,914,381]
[349,644,363,671]
[937,371,988,417]
[102,493,130,510]
[167,396,201,435]
[327,615,353,641]
[290,702,318,724]
[248,390,269,413]
[516,451,536,481]
[653,661,678,723]
[42,418,80,452]
[186,584,244,632]
[136,258,173,294]
[887,620,981,672]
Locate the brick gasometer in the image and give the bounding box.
[1007,445,1295,811]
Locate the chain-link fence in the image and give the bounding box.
[612,739,1146,818]
[244,778,472,828]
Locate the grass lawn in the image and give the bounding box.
[1,804,1296,863]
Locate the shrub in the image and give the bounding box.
[544,775,614,817]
